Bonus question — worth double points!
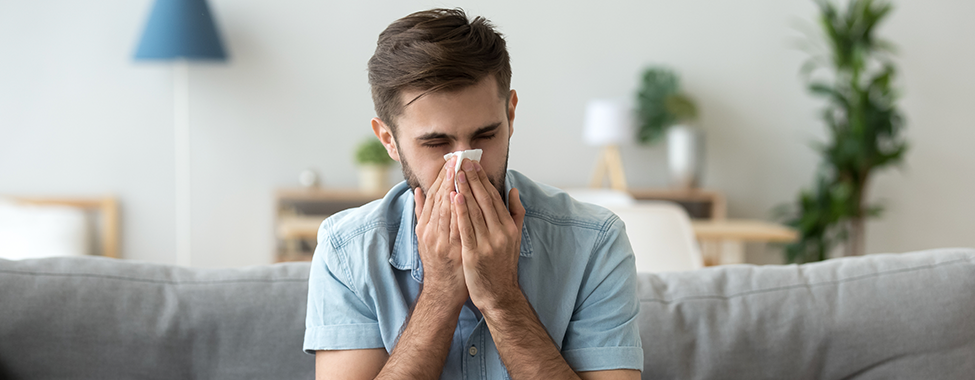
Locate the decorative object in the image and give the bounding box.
[134,0,228,266]
[583,99,633,191]
[635,67,702,189]
[354,138,395,193]
[298,169,320,188]
[776,0,908,263]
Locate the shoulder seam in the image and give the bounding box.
[523,207,606,230]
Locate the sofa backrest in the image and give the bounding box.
[2,248,974,379]
[0,257,314,380]
[637,248,975,380]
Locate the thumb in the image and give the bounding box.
[508,188,525,229]
[414,187,425,220]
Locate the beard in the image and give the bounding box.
[402,147,509,201]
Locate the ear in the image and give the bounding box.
[371,117,401,162]
[506,89,518,138]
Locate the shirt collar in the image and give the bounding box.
[389,171,534,283]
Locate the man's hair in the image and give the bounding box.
[368,8,512,132]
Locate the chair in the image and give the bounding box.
[602,202,703,273]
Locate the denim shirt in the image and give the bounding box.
[304,170,643,378]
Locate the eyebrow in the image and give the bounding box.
[416,122,501,142]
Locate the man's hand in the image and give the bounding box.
[414,157,468,307]
[451,158,526,312]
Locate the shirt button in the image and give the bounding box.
[469,346,478,356]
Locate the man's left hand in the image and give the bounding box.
[451,158,525,313]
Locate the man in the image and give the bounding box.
[304,8,642,380]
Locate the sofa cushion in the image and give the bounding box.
[0,257,314,380]
[637,248,975,380]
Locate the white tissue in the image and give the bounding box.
[443,149,483,192]
[443,149,483,173]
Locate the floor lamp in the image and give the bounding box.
[134,0,227,266]
[584,99,633,192]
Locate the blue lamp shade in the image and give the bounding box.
[134,0,227,60]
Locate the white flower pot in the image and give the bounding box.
[358,164,390,194]
[667,124,705,189]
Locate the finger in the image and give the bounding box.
[462,159,503,230]
[477,161,514,228]
[453,192,477,249]
[508,187,526,233]
[449,196,461,246]
[437,160,455,235]
[455,168,489,239]
[419,159,451,226]
[414,187,425,222]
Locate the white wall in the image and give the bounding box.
[1,0,973,267]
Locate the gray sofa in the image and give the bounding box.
[1,248,973,379]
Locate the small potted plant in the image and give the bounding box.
[635,67,702,189]
[354,138,395,193]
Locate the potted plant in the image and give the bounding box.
[776,0,908,263]
[635,67,702,189]
[354,138,395,193]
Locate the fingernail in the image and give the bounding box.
[457,171,467,183]
[474,162,482,172]
[462,161,473,172]
[447,168,453,180]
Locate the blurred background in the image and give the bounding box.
[1,0,973,267]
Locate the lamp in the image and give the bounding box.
[584,99,633,191]
[134,0,228,266]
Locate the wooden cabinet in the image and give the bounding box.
[274,188,383,262]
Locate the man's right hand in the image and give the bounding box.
[413,157,468,307]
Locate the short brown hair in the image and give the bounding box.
[368,8,512,131]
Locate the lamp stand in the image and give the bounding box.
[174,59,191,267]
[589,145,628,191]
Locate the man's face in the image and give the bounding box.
[373,77,517,198]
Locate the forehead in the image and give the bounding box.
[395,78,506,138]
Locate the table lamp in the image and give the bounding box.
[584,99,633,191]
[134,0,228,266]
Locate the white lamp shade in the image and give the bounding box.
[584,99,634,146]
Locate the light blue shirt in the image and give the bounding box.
[304,170,643,378]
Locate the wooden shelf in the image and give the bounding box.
[628,188,726,220]
[274,187,382,262]
[691,219,797,242]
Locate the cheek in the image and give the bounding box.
[418,155,447,188]
[480,143,507,175]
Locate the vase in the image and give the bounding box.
[358,164,390,194]
[666,124,705,189]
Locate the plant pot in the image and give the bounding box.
[358,164,390,194]
[667,124,705,189]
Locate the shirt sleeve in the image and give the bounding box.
[303,220,385,354]
[561,216,644,372]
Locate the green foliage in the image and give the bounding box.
[355,138,394,166]
[635,67,698,144]
[777,0,908,263]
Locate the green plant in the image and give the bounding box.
[355,138,394,166]
[776,0,908,263]
[635,67,698,144]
